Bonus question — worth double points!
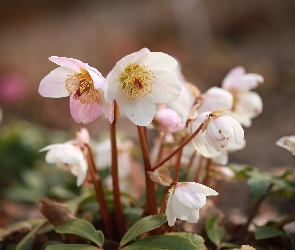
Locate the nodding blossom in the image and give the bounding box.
[165,182,218,226]
[222,66,264,127]
[153,108,183,133]
[39,56,112,124]
[104,48,182,126]
[276,135,295,156]
[191,110,244,158]
[40,143,88,186]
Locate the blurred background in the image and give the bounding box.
[0,0,295,227]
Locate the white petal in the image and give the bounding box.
[276,136,295,156]
[213,150,228,165]
[175,183,207,209]
[104,64,122,102]
[141,52,178,72]
[45,148,59,164]
[192,132,220,158]
[116,93,155,126]
[76,159,88,186]
[149,71,182,103]
[39,143,63,152]
[186,209,200,223]
[225,116,244,143]
[49,56,86,72]
[194,183,219,196]
[165,194,177,226]
[171,193,194,220]
[55,144,84,165]
[236,91,263,119]
[116,48,150,70]
[198,87,233,113]
[39,67,75,98]
[239,73,264,91]
[222,66,245,90]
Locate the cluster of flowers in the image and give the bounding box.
[39,48,264,227]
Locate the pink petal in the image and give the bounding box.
[222,66,245,90]
[39,67,75,98]
[85,65,106,90]
[70,96,102,124]
[49,56,87,72]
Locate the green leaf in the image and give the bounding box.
[16,220,46,250]
[120,215,167,247]
[254,226,285,240]
[205,215,225,246]
[247,171,272,201]
[123,235,198,250]
[272,178,295,193]
[46,244,99,250]
[55,219,104,247]
[228,163,253,180]
[167,232,205,249]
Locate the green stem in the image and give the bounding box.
[85,143,113,240]
[110,101,126,238]
[152,123,203,171]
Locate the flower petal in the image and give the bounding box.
[116,48,151,70]
[85,65,105,90]
[116,93,155,126]
[171,192,193,219]
[186,209,200,223]
[39,67,75,98]
[175,183,207,209]
[194,183,219,196]
[70,96,102,124]
[141,52,178,72]
[76,158,88,186]
[56,144,83,165]
[239,73,264,91]
[49,56,86,72]
[165,194,177,226]
[149,71,182,103]
[222,66,245,90]
[104,64,122,102]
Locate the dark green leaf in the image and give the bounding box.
[123,235,198,250]
[254,226,285,240]
[220,242,240,249]
[120,215,167,247]
[167,232,205,249]
[228,163,253,180]
[46,244,98,250]
[205,215,225,246]
[247,171,272,201]
[55,219,104,247]
[272,178,295,193]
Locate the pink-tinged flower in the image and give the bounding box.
[153,108,183,133]
[39,56,113,124]
[191,111,244,157]
[40,143,88,186]
[165,182,218,226]
[197,87,233,114]
[276,136,295,156]
[222,66,264,127]
[104,48,182,126]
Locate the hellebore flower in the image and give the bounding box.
[39,56,112,124]
[40,143,88,186]
[222,66,264,127]
[276,135,295,156]
[191,111,244,157]
[153,108,183,133]
[165,182,218,226]
[104,48,182,126]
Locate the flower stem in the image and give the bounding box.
[153,123,203,171]
[194,155,204,182]
[274,212,295,229]
[85,143,113,240]
[137,126,158,216]
[110,101,126,238]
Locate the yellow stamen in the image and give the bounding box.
[119,63,155,100]
[65,71,100,104]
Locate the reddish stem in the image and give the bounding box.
[194,155,204,183]
[85,143,113,240]
[110,102,126,238]
[153,123,203,171]
[173,137,185,182]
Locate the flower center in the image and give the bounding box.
[119,63,155,100]
[65,70,100,104]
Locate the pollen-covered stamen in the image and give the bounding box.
[119,63,155,100]
[65,71,100,104]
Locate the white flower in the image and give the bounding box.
[197,87,233,114]
[191,111,244,157]
[105,48,182,126]
[39,56,113,124]
[222,66,264,127]
[40,143,88,186]
[165,182,218,226]
[276,136,295,156]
